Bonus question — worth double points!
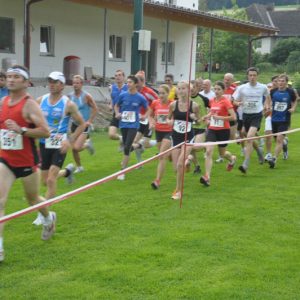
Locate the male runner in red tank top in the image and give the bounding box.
[0,65,55,263]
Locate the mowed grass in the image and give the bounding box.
[1,114,300,299]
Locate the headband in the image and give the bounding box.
[7,68,29,80]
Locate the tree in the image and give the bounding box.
[269,38,300,65]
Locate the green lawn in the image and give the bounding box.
[1,113,300,299]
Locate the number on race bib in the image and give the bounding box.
[45,133,67,149]
[210,117,224,128]
[173,120,192,134]
[0,129,23,150]
[245,101,258,109]
[121,111,136,123]
[157,114,168,124]
[274,102,287,112]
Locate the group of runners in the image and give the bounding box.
[0,65,298,262]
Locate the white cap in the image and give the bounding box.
[48,71,66,84]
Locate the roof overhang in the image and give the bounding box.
[65,0,279,36]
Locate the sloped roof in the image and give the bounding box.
[246,4,300,37]
[66,0,278,36]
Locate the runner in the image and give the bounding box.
[37,72,85,200]
[264,75,278,162]
[108,70,127,145]
[168,81,199,200]
[149,84,173,189]
[114,75,148,180]
[0,65,55,262]
[186,79,209,174]
[268,74,297,168]
[164,73,177,100]
[69,75,98,173]
[233,67,271,174]
[0,72,9,99]
[134,71,158,163]
[200,81,237,187]
[200,79,215,100]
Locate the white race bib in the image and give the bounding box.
[156,114,168,124]
[45,133,67,149]
[274,102,287,112]
[244,100,259,110]
[0,129,23,150]
[173,120,192,134]
[210,117,224,128]
[121,111,136,123]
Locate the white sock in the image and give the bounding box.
[149,140,157,147]
[41,212,53,226]
[0,237,3,250]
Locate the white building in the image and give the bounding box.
[0,0,276,83]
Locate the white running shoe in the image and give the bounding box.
[86,139,95,155]
[117,174,125,180]
[65,163,75,184]
[74,166,84,174]
[41,211,56,241]
[215,157,224,163]
[264,153,272,162]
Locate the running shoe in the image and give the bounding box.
[264,153,272,162]
[65,163,75,184]
[193,165,201,174]
[135,144,144,163]
[200,175,210,187]
[238,165,247,174]
[268,157,276,169]
[74,166,84,174]
[41,212,56,241]
[227,155,236,172]
[86,139,95,155]
[171,191,181,200]
[0,250,4,262]
[151,180,160,190]
[215,157,224,163]
[117,174,125,181]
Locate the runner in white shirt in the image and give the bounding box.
[233,67,271,174]
[200,79,215,100]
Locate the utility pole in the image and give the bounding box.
[131,0,143,74]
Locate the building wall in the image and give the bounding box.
[0,0,196,82]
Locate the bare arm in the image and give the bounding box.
[5,99,50,138]
[66,101,85,144]
[86,94,98,125]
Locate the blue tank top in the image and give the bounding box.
[40,93,70,144]
[111,83,128,106]
[69,91,91,123]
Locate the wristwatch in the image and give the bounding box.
[20,127,28,135]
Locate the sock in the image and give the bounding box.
[41,212,53,226]
[0,237,3,250]
[149,140,157,147]
[65,168,71,178]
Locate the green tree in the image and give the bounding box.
[287,50,300,73]
[269,38,300,65]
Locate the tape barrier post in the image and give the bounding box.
[0,142,184,224]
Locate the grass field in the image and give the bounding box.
[1,113,300,299]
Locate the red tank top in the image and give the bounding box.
[0,95,38,167]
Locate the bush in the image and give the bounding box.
[287,51,300,73]
[255,62,273,72]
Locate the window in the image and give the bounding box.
[161,42,175,64]
[0,17,15,53]
[109,35,125,61]
[40,25,55,56]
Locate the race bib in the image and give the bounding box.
[45,133,67,149]
[121,111,136,123]
[274,102,287,112]
[210,117,224,128]
[173,120,192,134]
[244,100,258,110]
[157,114,168,124]
[0,129,23,150]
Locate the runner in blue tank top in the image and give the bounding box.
[68,75,98,173]
[37,72,85,202]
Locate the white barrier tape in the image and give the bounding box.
[0,142,184,224]
[186,128,300,147]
